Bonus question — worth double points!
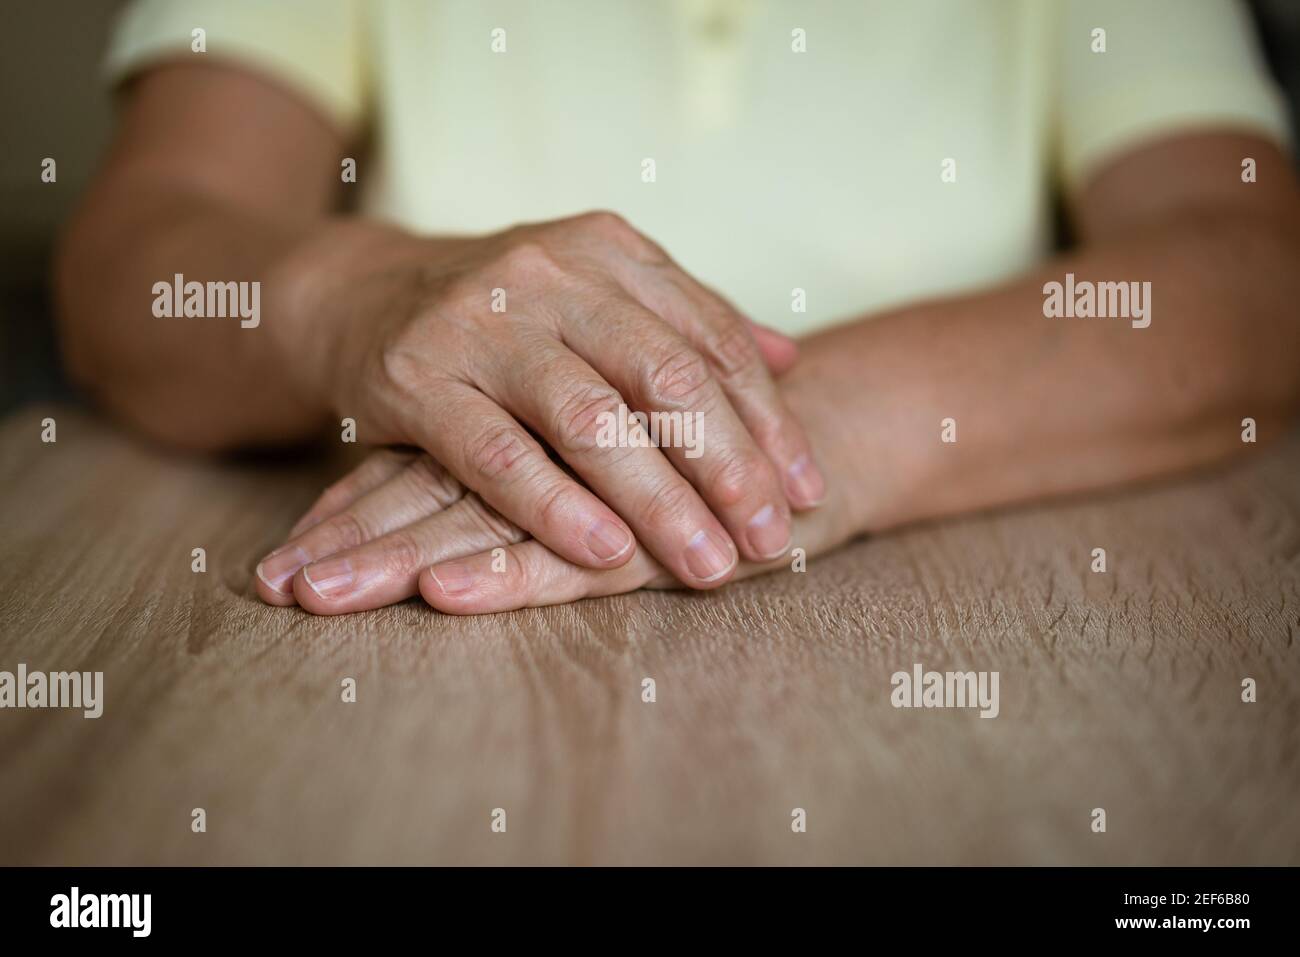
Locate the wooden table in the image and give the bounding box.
[2,404,1297,865]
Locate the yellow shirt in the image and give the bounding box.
[106,0,1291,336]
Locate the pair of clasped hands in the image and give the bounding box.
[254,212,828,615]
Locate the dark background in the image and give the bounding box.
[3,0,1298,417]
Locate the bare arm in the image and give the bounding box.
[300,131,1299,615]
[797,133,1300,535]
[56,62,830,590]
[55,62,348,448]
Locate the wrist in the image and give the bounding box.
[264,218,429,423]
[780,348,875,539]
[782,317,939,536]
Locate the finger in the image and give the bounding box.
[421,539,660,615]
[489,337,746,586]
[287,448,418,538]
[292,496,526,615]
[558,299,792,567]
[254,455,463,604]
[557,212,810,493]
[624,270,826,509]
[412,382,638,572]
[747,319,799,376]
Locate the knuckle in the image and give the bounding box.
[499,240,563,280]
[465,497,524,543]
[378,334,429,398]
[404,456,460,507]
[320,510,369,551]
[707,451,765,509]
[552,382,624,454]
[705,318,761,382]
[644,348,713,407]
[642,478,698,530]
[534,480,582,533]
[502,547,533,590]
[364,447,412,473]
[575,210,663,261]
[380,530,425,577]
[314,478,351,514]
[465,425,533,482]
[577,209,632,235]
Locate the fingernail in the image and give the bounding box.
[683,528,737,582]
[429,561,476,596]
[586,518,633,562]
[302,557,356,599]
[786,455,826,507]
[746,504,791,560]
[256,545,310,594]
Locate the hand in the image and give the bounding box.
[255,360,860,615]
[262,211,825,598]
[254,446,852,615]
[254,447,663,613]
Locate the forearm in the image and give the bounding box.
[54,182,420,451]
[787,214,1300,535]
[56,181,315,448]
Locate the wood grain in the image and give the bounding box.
[1,404,1297,865]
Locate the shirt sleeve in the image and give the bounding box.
[103,0,368,133]
[1053,0,1292,190]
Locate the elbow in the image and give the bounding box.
[1204,343,1300,462]
[51,215,239,454]
[1239,222,1300,421]
[52,207,143,409]
[52,218,104,399]
[1199,217,1300,441]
